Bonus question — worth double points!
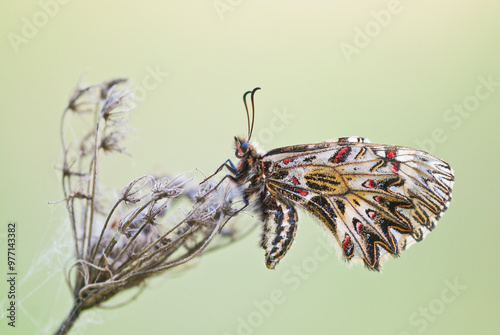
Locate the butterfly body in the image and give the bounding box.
[220,88,454,271]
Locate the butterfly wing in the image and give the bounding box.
[261,138,454,270]
[260,192,298,269]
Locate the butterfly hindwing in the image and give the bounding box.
[260,194,298,269]
[261,139,454,270]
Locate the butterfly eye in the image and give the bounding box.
[240,141,250,153]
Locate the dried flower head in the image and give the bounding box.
[55,78,254,335]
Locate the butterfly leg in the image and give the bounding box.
[200,159,237,185]
[197,159,239,200]
[261,196,298,269]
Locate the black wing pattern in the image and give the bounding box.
[261,137,454,270]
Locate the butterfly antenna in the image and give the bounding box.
[248,87,261,141]
[243,90,252,140]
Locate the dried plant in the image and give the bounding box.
[55,78,255,334]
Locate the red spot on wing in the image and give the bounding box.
[283,157,296,165]
[391,162,399,173]
[342,234,351,250]
[298,189,308,196]
[362,180,376,189]
[292,176,299,184]
[356,221,363,234]
[375,196,383,204]
[334,147,349,163]
[367,210,376,219]
[386,150,395,159]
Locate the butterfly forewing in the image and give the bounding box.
[260,137,454,270]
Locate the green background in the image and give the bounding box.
[1,1,499,334]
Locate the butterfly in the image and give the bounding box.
[210,87,454,271]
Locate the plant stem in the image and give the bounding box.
[55,302,83,335]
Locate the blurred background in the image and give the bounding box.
[1,1,499,334]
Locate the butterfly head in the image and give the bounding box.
[234,137,250,158]
[234,137,253,158]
